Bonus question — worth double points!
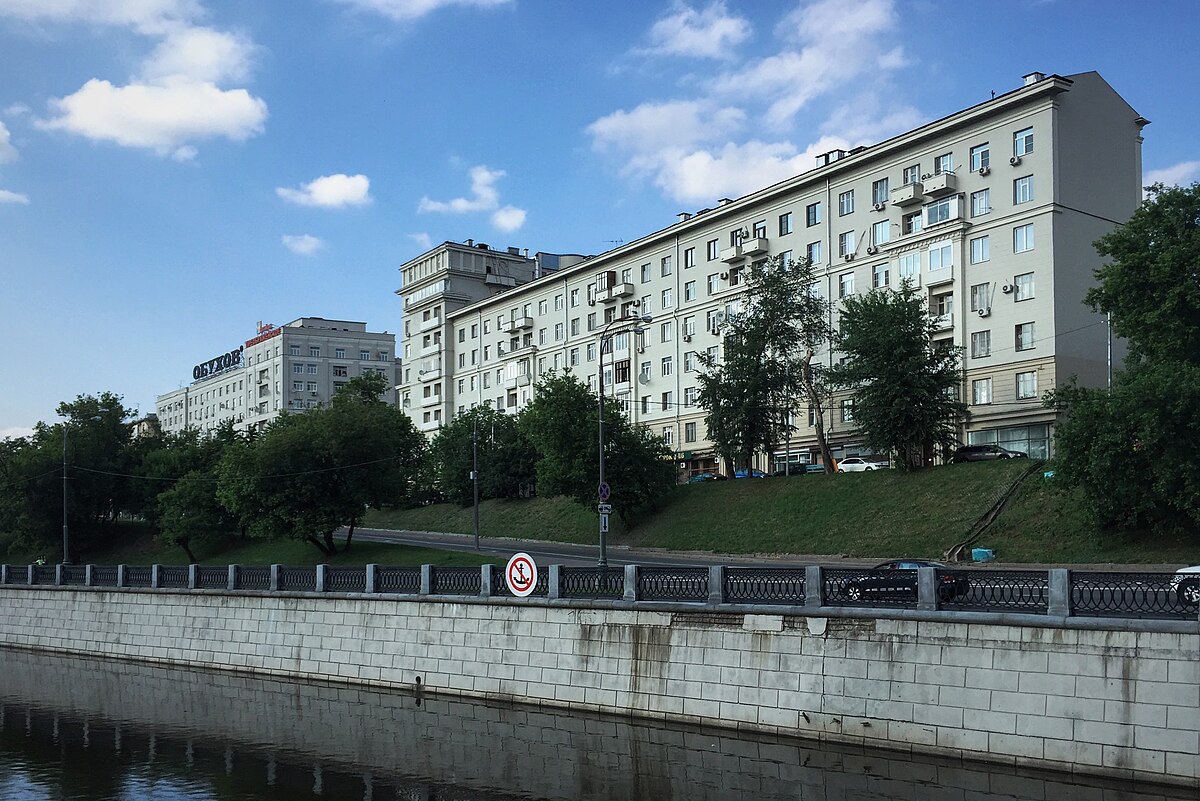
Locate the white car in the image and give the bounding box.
[836,457,889,473]
[1170,566,1200,608]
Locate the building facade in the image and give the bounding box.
[157,317,399,437]
[395,71,1144,472]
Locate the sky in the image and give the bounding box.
[2,0,1198,438]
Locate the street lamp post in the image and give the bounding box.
[597,313,652,567]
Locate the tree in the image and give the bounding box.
[696,254,835,472]
[828,282,968,470]
[430,406,536,506]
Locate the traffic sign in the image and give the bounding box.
[505,552,538,597]
[597,503,612,514]
[600,513,610,533]
[598,482,611,501]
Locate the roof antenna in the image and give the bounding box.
[991,90,996,100]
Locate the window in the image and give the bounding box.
[707,273,721,294]
[684,351,698,371]
[753,220,767,239]
[925,196,956,226]
[805,202,821,227]
[537,327,547,345]
[571,318,580,336]
[662,426,674,446]
[706,345,719,364]
[662,288,674,309]
[661,356,673,376]
[641,396,651,414]
[934,152,953,174]
[292,380,304,391]
[931,292,953,317]
[1016,371,1038,400]
[928,242,952,272]
[289,344,301,356]
[706,239,719,260]
[873,262,889,288]
[684,280,696,301]
[902,211,922,235]
[971,330,991,358]
[871,220,890,246]
[459,353,466,367]
[1014,272,1035,301]
[554,323,564,341]
[970,283,990,312]
[1015,322,1035,351]
[683,386,698,407]
[685,422,697,442]
[661,255,673,276]
[661,391,673,412]
[640,294,653,314]
[360,350,370,360]
[538,300,548,315]
[1014,223,1035,253]
[660,321,674,342]
[587,312,596,331]
[306,364,318,375]
[308,346,320,357]
[838,190,855,216]
[779,212,793,236]
[898,252,919,283]
[569,289,579,308]
[638,361,651,384]
[971,189,991,217]
[902,164,920,185]
[970,143,990,172]
[1014,175,1034,205]
[587,343,597,361]
[333,365,348,377]
[970,235,990,264]
[640,263,651,283]
[838,230,855,257]
[306,381,317,392]
[778,249,793,265]
[458,329,466,343]
[806,241,822,263]
[684,247,695,269]
[972,378,992,405]
[839,272,855,298]
[570,347,580,366]
[840,398,855,423]
[872,178,889,205]
[1014,127,1034,157]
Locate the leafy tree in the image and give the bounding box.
[828,282,968,470]
[697,255,835,472]
[430,406,536,506]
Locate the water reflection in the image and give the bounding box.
[0,647,1189,801]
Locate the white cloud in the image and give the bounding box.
[4,103,31,117]
[140,25,257,85]
[0,121,16,163]
[657,136,850,204]
[277,173,372,208]
[331,0,510,22]
[419,165,504,213]
[1145,160,1200,188]
[39,78,267,160]
[639,2,751,60]
[408,232,433,250]
[491,205,526,231]
[0,189,30,204]
[0,0,199,33]
[588,100,745,158]
[282,234,324,256]
[0,425,35,440]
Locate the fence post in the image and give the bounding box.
[480,564,495,597]
[420,565,433,595]
[117,565,126,588]
[804,566,824,609]
[548,565,561,600]
[55,564,64,586]
[1048,569,1072,617]
[85,565,94,587]
[27,565,35,585]
[1,565,8,585]
[270,564,281,592]
[151,564,162,589]
[227,565,238,591]
[708,565,724,605]
[315,564,327,593]
[623,564,639,602]
[917,567,938,611]
[188,564,199,590]
[365,564,377,594]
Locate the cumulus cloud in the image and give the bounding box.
[140,26,258,85]
[282,234,324,256]
[1145,160,1200,188]
[0,121,16,163]
[330,0,511,22]
[588,100,745,158]
[638,2,751,60]
[277,174,372,208]
[408,232,433,250]
[419,165,527,231]
[491,205,526,232]
[0,188,29,204]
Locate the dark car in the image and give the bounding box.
[952,444,1028,463]
[733,468,767,479]
[840,560,969,602]
[686,472,727,483]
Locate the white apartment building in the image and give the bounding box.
[157,317,399,437]
[396,71,1144,473]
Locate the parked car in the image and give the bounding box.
[836,457,889,472]
[733,468,767,479]
[1170,565,1200,608]
[840,559,969,602]
[804,463,827,474]
[952,444,1028,463]
[686,472,727,483]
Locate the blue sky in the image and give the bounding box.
[2,0,1197,437]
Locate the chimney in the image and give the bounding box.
[717,198,733,206]
[677,212,693,222]
[1023,71,1045,86]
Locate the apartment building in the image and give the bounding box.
[395,71,1144,472]
[157,317,399,436]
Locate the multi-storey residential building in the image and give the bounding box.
[395,71,1145,473]
[156,317,399,436]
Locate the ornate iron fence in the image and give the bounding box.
[822,568,919,609]
[237,567,271,591]
[638,567,708,602]
[61,566,87,586]
[724,567,805,605]
[1071,572,1194,619]
[196,567,228,590]
[327,567,366,594]
[278,567,316,592]
[91,566,119,587]
[31,566,56,585]
[159,566,189,589]
[940,570,1049,614]
[376,567,421,594]
[124,566,152,588]
[496,566,549,597]
[559,567,625,599]
[431,567,481,595]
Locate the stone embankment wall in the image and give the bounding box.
[1,587,1196,787]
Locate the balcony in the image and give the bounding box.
[891,182,924,207]
[417,314,442,333]
[719,244,743,263]
[923,171,958,197]
[506,316,534,333]
[927,267,954,288]
[504,373,532,390]
[930,313,953,332]
[417,364,442,382]
[419,393,442,408]
[600,282,635,303]
[741,237,768,257]
[506,342,538,357]
[484,272,517,288]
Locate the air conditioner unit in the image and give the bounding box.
[631,299,641,307]
[310,391,318,396]
[978,307,991,318]
[1009,156,1022,167]
[844,253,856,262]
[872,202,886,211]
[719,271,729,279]
[866,246,878,255]
[636,346,645,354]
[978,166,991,176]
[1001,283,1014,294]
[683,334,692,342]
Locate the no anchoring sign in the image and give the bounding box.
[505,552,538,597]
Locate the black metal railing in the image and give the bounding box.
[160,566,189,589]
[196,566,228,590]
[278,567,316,592]
[724,567,805,605]
[560,567,624,599]
[432,567,481,595]
[125,566,152,588]
[1071,572,1193,620]
[91,566,119,587]
[638,567,708,602]
[376,567,420,594]
[496,567,549,597]
[61,566,88,586]
[940,569,1049,614]
[31,566,56,585]
[327,567,366,594]
[238,567,271,591]
[822,568,919,609]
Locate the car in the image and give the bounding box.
[952,444,1028,463]
[733,468,767,479]
[686,472,727,483]
[840,559,969,602]
[804,463,828,474]
[836,457,888,473]
[1170,565,1200,608]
